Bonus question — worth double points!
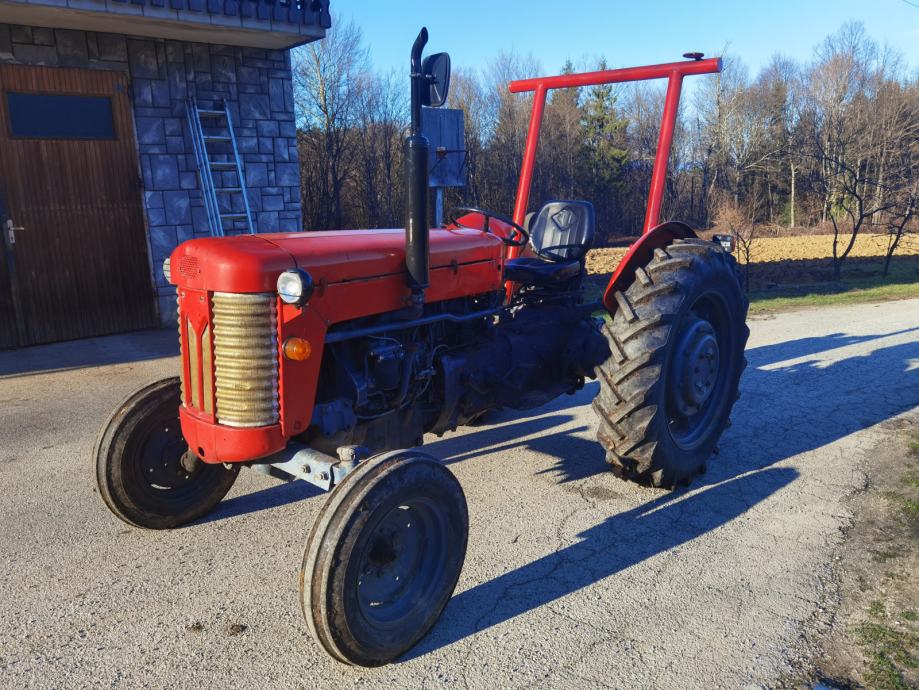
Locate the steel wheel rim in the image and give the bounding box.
[666,290,732,451]
[127,407,212,503]
[355,498,449,629]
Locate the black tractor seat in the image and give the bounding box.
[504,200,596,289]
[504,257,582,286]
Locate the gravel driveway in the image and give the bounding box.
[2,299,918,689]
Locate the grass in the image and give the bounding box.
[834,425,919,690]
[748,275,919,314]
[902,471,919,490]
[855,621,919,690]
[585,252,919,315]
[882,491,919,525]
[869,547,904,563]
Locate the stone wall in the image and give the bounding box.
[0,23,303,325]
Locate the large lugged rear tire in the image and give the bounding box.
[593,239,749,489]
[95,378,239,529]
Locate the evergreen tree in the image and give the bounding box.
[582,59,629,239]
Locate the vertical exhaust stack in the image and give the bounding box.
[404,28,431,315]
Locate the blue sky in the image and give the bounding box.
[328,0,919,78]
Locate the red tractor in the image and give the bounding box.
[95,29,748,667]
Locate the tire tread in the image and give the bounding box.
[594,239,749,488]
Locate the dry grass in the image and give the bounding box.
[585,233,919,278]
[584,232,919,313]
[743,233,919,263]
[585,247,628,276]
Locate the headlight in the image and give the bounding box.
[277,269,314,307]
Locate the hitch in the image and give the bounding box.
[262,444,370,491]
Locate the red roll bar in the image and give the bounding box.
[506,57,722,260]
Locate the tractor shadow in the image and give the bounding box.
[197,412,584,527]
[426,392,607,485]
[406,465,799,661]
[199,326,919,530]
[405,326,919,658]
[199,477,324,524]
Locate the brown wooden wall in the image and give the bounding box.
[0,63,156,346]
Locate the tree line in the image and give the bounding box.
[292,19,919,278]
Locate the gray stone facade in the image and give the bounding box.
[0,23,303,325]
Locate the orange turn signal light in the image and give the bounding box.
[282,337,312,361]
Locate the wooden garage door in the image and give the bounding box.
[0,64,156,347]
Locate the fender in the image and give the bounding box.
[602,221,697,313]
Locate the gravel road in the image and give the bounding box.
[2,299,918,689]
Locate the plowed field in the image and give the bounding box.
[585,233,919,276]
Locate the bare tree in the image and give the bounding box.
[882,134,919,275]
[802,23,917,279]
[353,71,404,228]
[293,17,370,229]
[477,51,542,215]
[714,193,760,291]
[446,68,490,208]
[285,15,919,278]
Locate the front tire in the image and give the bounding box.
[95,377,239,529]
[301,450,468,667]
[593,239,749,488]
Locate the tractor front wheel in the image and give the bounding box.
[95,377,239,529]
[301,449,468,667]
[594,239,749,488]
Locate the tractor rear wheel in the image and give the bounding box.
[95,378,239,529]
[301,449,468,667]
[593,239,749,488]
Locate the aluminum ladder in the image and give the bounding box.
[186,99,255,237]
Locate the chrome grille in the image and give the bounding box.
[212,292,279,428]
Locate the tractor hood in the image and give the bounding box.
[169,228,503,294]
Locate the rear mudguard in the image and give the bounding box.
[602,221,697,314]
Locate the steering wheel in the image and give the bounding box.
[450,206,530,248]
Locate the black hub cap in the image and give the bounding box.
[670,316,720,417]
[666,294,731,451]
[137,421,199,491]
[126,412,220,507]
[356,500,449,627]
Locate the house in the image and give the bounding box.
[0,0,330,347]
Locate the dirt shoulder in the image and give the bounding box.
[805,414,919,689]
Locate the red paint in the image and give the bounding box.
[602,221,696,312]
[171,227,501,293]
[644,75,684,233]
[170,235,295,294]
[509,58,722,94]
[180,406,286,463]
[172,228,504,463]
[510,84,548,253]
[177,286,216,420]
